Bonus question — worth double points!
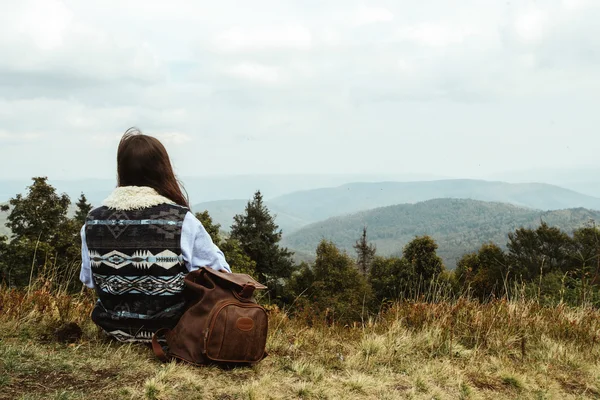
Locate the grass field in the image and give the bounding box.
[1,285,599,399]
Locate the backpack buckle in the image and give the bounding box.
[239,284,256,299]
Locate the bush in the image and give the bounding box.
[288,241,373,324]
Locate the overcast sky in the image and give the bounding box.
[1,0,599,180]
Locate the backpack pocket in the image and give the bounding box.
[204,300,268,363]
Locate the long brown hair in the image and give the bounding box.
[117,127,189,208]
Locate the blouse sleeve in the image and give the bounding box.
[79,225,95,289]
[181,212,231,273]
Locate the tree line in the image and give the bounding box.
[1,178,599,324]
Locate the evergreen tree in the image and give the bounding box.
[402,235,444,282]
[230,191,294,289]
[74,193,93,225]
[1,177,70,242]
[286,261,315,302]
[353,226,376,276]
[0,177,81,288]
[455,243,508,299]
[368,256,412,302]
[295,240,372,323]
[507,222,573,281]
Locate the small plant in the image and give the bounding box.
[502,375,524,391]
[415,377,428,393]
[294,382,313,399]
[144,380,159,400]
[52,391,73,400]
[0,373,10,387]
[459,382,472,399]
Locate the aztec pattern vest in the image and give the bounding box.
[85,203,189,342]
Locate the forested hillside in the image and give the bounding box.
[269,180,600,222]
[282,198,600,267]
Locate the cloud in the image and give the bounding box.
[89,134,122,147]
[226,62,282,84]
[0,0,164,88]
[90,131,192,148]
[14,0,73,51]
[395,23,477,47]
[513,8,547,43]
[0,131,42,142]
[155,132,193,145]
[352,6,394,26]
[1,0,600,180]
[214,25,312,52]
[562,0,593,11]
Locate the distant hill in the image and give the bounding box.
[191,199,308,234]
[0,173,446,205]
[487,167,600,198]
[268,180,600,223]
[281,199,600,268]
[193,179,600,236]
[561,182,600,198]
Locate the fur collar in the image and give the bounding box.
[102,186,175,210]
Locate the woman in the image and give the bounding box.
[79,128,230,343]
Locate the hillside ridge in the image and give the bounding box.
[269,179,600,223]
[281,198,600,267]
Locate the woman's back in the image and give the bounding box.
[79,130,230,342]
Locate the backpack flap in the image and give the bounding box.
[201,267,267,289]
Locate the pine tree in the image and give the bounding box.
[1,177,70,242]
[74,193,93,225]
[369,256,411,302]
[230,191,294,288]
[456,243,508,299]
[353,226,376,276]
[507,222,573,281]
[402,235,444,282]
[310,240,372,323]
[0,177,76,287]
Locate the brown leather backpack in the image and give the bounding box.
[152,267,268,366]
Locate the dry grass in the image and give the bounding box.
[1,286,600,399]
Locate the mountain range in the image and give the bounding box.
[3,178,600,267]
[0,173,445,207]
[193,179,600,234]
[281,199,600,267]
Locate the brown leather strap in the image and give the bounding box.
[152,328,170,362]
[239,284,256,299]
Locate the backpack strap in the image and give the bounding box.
[152,328,171,362]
